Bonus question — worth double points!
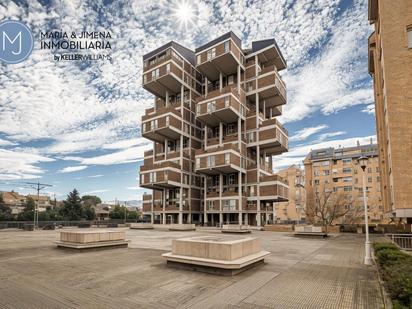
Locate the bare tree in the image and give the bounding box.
[306,184,351,234]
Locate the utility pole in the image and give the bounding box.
[124,201,127,223]
[23,181,52,230]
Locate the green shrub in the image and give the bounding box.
[374,242,412,308]
[375,248,412,268]
[373,242,399,253]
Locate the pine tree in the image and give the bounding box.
[61,189,83,220]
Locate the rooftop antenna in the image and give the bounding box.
[22,181,53,230]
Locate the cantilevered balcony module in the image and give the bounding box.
[195,86,247,127]
[245,69,286,107]
[139,161,182,190]
[246,118,288,155]
[258,175,289,202]
[195,32,245,81]
[250,39,287,72]
[141,106,183,143]
[194,144,246,175]
[142,42,202,98]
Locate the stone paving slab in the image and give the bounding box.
[0,229,384,308]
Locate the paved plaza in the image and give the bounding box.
[0,228,384,308]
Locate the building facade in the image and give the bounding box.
[275,165,306,224]
[1,191,26,215]
[304,143,385,225]
[139,32,289,226]
[368,0,412,223]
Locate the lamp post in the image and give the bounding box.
[358,156,372,265]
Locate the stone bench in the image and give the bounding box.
[162,235,270,275]
[294,226,327,238]
[221,224,252,234]
[168,224,196,231]
[55,230,129,251]
[130,223,154,229]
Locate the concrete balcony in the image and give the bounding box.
[139,169,181,190]
[139,161,181,173]
[195,86,246,126]
[142,61,184,98]
[195,144,244,175]
[246,118,288,155]
[141,107,182,143]
[259,175,289,202]
[246,67,286,107]
[196,38,244,81]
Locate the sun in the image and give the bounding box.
[172,0,196,29]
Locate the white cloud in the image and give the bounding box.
[126,186,140,190]
[280,1,374,123]
[83,189,109,194]
[290,124,328,142]
[274,135,377,171]
[58,165,88,173]
[0,149,54,180]
[0,139,17,146]
[88,174,103,178]
[68,143,152,166]
[362,104,375,115]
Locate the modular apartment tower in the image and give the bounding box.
[368,0,412,222]
[139,32,289,226]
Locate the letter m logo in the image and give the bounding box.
[2,31,22,55]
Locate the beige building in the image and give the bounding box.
[275,165,306,223]
[368,0,412,223]
[1,191,26,215]
[139,31,289,226]
[27,194,51,212]
[304,143,384,225]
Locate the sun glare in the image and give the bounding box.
[172,0,196,29]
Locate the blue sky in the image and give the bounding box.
[0,0,376,203]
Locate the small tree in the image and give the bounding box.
[60,189,83,220]
[306,185,351,234]
[82,205,95,220]
[81,195,102,207]
[110,205,126,219]
[0,194,12,221]
[17,197,35,221]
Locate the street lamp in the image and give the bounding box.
[358,156,372,265]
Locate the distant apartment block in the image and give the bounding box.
[0,191,51,215]
[304,143,384,224]
[139,31,289,226]
[368,0,412,223]
[275,165,306,224]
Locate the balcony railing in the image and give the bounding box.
[140,161,180,172]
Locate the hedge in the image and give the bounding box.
[373,242,412,308]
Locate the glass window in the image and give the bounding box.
[207,156,215,167]
[224,96,229,107]
[197,54,201,64]
[207,101,215,113]
[224,41,230,53]
[229,174,235,185]
[342,158,352,164]
[408,27,412,48]
[225,153,230,164]
[343,168,352,173]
